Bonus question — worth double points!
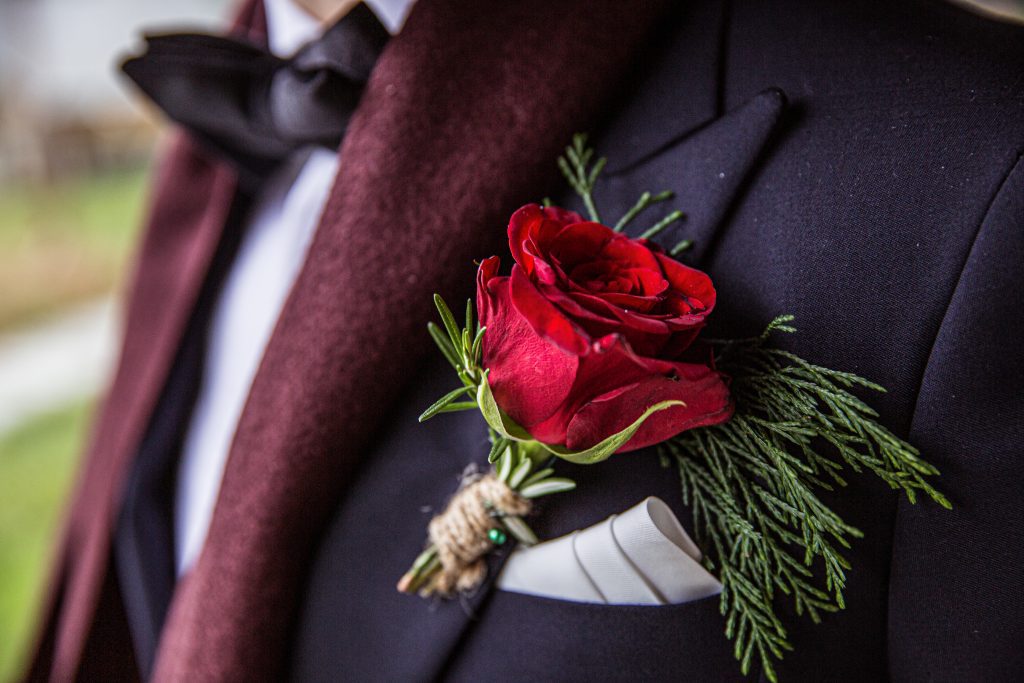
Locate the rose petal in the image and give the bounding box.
[509,264,590,355]
[598,233,663,272]
[537,282,619,326]
[569,291,673,334]
[598,291,661,313]
[540,205,586,225]
[476,255,502,324]
[556,292,670,356]
[544,221,617,268]
[508,204,584,277]
[657,327,702,361]
[478,267,579,431]
[524,333,666,441]
[508,205,545,276]
[656,252,717,315]
[522,333,730,451]
[565,361,733,452]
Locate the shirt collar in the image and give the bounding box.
[263,0,415,58]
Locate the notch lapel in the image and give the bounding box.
[604,88,788,266]
[598,0,729,174]
[153,0,675,680]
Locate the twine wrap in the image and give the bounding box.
[426,472,531,595]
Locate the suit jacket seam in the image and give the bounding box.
[883,146,1024,679]
[905,147,1024,440]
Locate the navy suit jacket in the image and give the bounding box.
[289,1,1024,681]
[29,0,1022,681]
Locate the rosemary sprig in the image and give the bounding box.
[557,134,684,239]
[402,296,576,595]
[417,295,486,422]
[557,133,605,223]
[396,442,574,596]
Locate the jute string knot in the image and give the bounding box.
[427,472,531,595]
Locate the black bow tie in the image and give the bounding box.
[122,3,389,186]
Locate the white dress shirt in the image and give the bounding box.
[173,0,414,577]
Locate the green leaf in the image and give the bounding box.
[487,436,511,464]
[519,477,577,499]
[518,467,555,489]
[661,313,950,679]
[557,133,604,223]
[508,457,533,489]
[434,294,461,348]
[540,400,684,465]
[418,386,473,422]
[477,375,533,441]
[670,239,693,256]
[471,327,486,365]
[587,156,607,187]
[496,446,515,483]
[501,515,539,546]
[427,322,461,371]
[639,209,684,239]
[613,191,650,232]
[435,401,478,414]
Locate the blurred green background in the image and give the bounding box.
[0,171,146,682]
[0,0,229,678]
[0,171,147,328]
[0,403,92,682]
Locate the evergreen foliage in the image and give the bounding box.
[408,136,949,681]
[560,137,949,681]
[661,318,949,681]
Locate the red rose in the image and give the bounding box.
[477,204,732,453]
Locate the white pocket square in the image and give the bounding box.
[496,496,722,605]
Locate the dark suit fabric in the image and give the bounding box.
[27,0,1024,681]
[292,1,1024,681]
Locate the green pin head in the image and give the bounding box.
[487,528,507,546]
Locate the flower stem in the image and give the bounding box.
[397,546,440,594]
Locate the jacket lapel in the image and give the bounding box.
[152,0,675,680]
[364,22,788,683]
[39,3,267,679]
[597,0,729,174]
[603,88,788,266]
[47,138,239,683]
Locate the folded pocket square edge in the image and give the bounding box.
[496,496,722,606]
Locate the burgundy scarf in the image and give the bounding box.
[28,0,671,680]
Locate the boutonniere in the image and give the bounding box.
[398,135,950,681]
